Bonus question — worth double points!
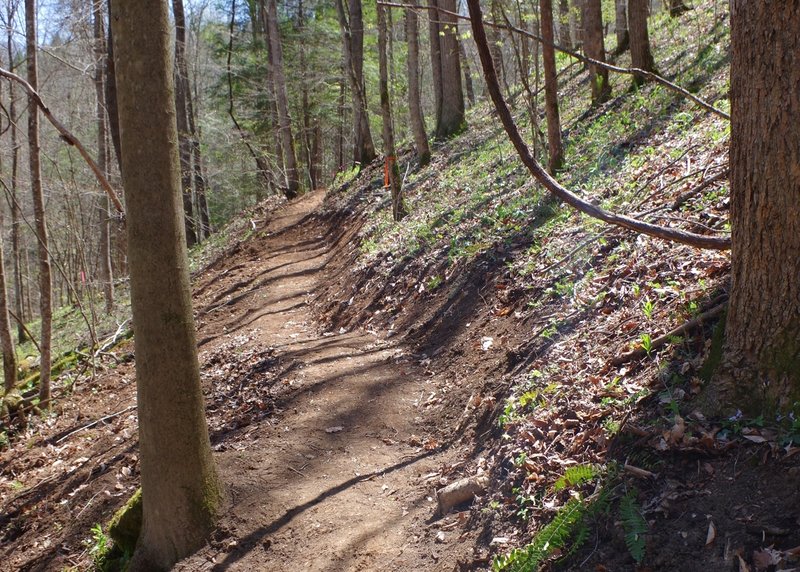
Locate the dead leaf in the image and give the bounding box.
[665,415,685,446]
[752,548,781,571]
[705,521,716,545]
[738,554,751,572]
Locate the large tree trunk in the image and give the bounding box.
[614,0,629,54]
[335,0,376,167]
[582,0,610,103]
[93,0,113,313]
[406,3,431,165]
[266,0,300,198]
[110,1,223,568]
[628,0,656,86]
[377,3,405,222]
[540,0,563,173]
[714,1,800,413]
[429,0,465,139]
[25,0,53,408]
[173,0,198,245]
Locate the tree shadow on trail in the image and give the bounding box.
[210,448,440,571]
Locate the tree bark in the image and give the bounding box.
[266,0,300,198]
[714,0,800,413]
[540,0,563,173]
[406,3,431,165]
[582,0,610,104]
[25,0,52,408]
[429,0,465,139]
[614,0,629,54]
[378,3,405,221]
[110,0,223,568]
[628,0,655,86]
[93,0,114,313]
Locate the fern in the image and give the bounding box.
[493,498,586,572]
[619,491,648,563]
[553,464,599,492]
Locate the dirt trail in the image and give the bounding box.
[180,191,464,571]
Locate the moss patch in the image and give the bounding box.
[108,487,142,555]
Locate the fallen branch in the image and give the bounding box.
[671,168,729,210]
[55,405,136,444]
[380,1,729,121]
[611,303,726,366]
[0,67,124,214]
[466,0,731,251]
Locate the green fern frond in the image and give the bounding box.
[619,491,648,563]
[493,498,587,572]
[554,464,599,492]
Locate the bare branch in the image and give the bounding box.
[464,0,730,250]
[0,66,125,215]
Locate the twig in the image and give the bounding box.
[55,405,136,444]
[611,303,726,366]
[379,1,729,121]
[0,66,124,214]
[624,463,657,479]
[671,168,729,210]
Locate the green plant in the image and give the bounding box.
[642,298,655,320]
[619,491,648,563]
[426,275,443,290]
[86,524,111,569]
[553,464,599,492]
[639,333,653,355]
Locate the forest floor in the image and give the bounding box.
[1,190,475,571]
[3,181,799,572]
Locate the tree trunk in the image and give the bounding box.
[25,0,53,409]
[614,0,629,54]
[377,3,405,222]
[713,1,800,414]
[406,3,431,165]
[668,0,689,17]
[173,0,198,245]
[458,36,476,107]
[582,0,610,103]
[335,0,376,167]
[110,1,223,568]
[105,0,122,172]
[540,0,564,173]
[628,0,655,86]
[429,0,465,139]
[568,0,581,49]
[93,0,113,313]
[0,98,16,392]
[6,9,26,344]
[266,0,300,198]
